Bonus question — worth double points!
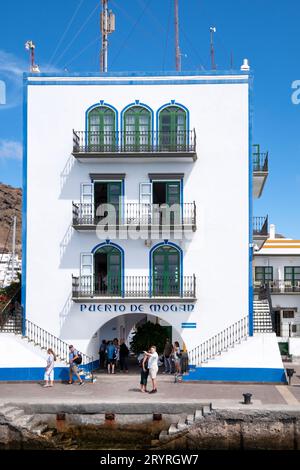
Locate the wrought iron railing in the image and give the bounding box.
[72,274,196,299]
[72,202,196,228]
[72,130,196,154]
[253,216,268,236]
[24,319,93,366]
[253,151,268,172]
[188,316,249,366]
[0,288,22,333]
[254,280,300,294]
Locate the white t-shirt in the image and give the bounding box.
[46,354,55,371]
[148,351,158,369]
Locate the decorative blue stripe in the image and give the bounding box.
[248,76,254,336]
[0,360,99,382]
[25,70,251,78]
[181,323,196,328]
[26,79,249,87]
[183,367,287,383]
[21,76,28,336]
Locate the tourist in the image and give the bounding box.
[119,339,129,373]
[143,345,159,394]
[99,339,107,369]
[172,341,182,376]
[113,337,120,370]
[68,345,84,385]
[139,350,150,393]
[163,338,173,374]
[106,340,117,374]
[43,348,56,387]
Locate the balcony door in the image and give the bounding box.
[124,106,151,151]
[159,106,186,151]
[88,106,116,151]
[152,181,181,226]
[284,267,300,288]
[94,181,122,225]
[152,245,180,296]
[94,246,122,295]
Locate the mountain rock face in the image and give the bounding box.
[0,183,22,255]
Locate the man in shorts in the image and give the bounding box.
[106,341,117,374]
[68,345,84,385]
[143,345,159,393]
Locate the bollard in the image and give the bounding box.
[286,368,296,386]
[242,393,252,405]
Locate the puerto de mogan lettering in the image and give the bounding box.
[80,303,194,313]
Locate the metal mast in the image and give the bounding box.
[174,0,181,71]
[100,0,115,72]
[210,27,216,70]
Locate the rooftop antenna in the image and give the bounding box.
[25,40,40,73]
[174,0,181,71]
[209,27,216,70]
[100,0,115,72]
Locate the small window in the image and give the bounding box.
[255,266,273,282]
[282,310,295,319]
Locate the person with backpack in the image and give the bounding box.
[68,345,84,385]
[43,348,56,387]
[106,340,117,374]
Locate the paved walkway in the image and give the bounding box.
[0,363,299,412]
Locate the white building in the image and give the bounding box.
[0,253,21,287]
[0,68,285,382]
[254,224,300,356]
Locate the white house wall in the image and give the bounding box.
[25,76,249,354]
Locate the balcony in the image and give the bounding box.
[253,216,268,249]
[72,202,196,232]
[253,146,268,198]
[72,130,197,162]
[254,280,300,295]
[72,275,196,302]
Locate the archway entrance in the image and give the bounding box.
[94,245,122,295]
[87,313,186,375]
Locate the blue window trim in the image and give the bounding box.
[21,76,28,336]
[249,77,254,336]
[149,241,183,297]
[85,101,119,147]
[91,240,125,298]
[120,100,154,144]
[156,100,190,134]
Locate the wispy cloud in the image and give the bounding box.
[0,139,22,160]
[0,49,62,110]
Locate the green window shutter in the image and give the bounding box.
[88,106,116,150]
[124,106,151,151]
[153,246,180,296]
[159,106,187,150]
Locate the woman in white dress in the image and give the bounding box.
[43,348,56,387]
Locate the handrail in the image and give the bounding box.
[24,318,93,367]
[188,316,249,367]
[72,129,196,154]
[72,202,196,228]
[253,216,268,235]
[72,274,196,299]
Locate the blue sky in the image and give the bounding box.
[0,0,299,237]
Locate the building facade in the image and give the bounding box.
[0,69,285,382]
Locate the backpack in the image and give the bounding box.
[74,353,82,365]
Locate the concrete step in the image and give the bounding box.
[177,417,188,430]
[186,414,194,425]
[194,409,204,421]
[168,424,179,435]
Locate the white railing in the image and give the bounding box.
[188,316,249,366]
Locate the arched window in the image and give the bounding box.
[94,245,122,296]
[159,106,187,151]
[123,106,151,151]
[152,244,181,296]
[88,106,116,151]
